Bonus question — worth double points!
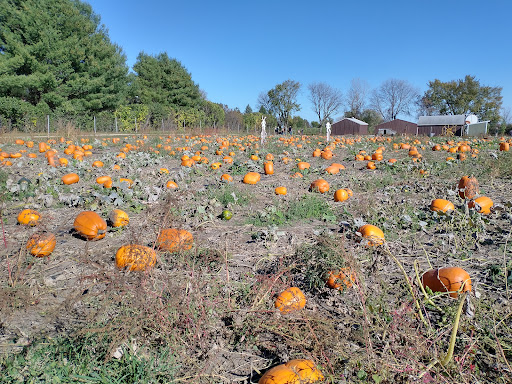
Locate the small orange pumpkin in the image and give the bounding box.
[109,209,129,227]
[275,186,287,195]
[430,199,455,213]
[264,161,274,175]
[73,211,107,240]
[358,224,385,246]
[274,287,306,314]
[333,189,349,202]
[310,179,329,193]
[17,209,41,226]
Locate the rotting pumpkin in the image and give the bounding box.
[26,232,56,257]
[115,244,157,272]
[156,228,194,252]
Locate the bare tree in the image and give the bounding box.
[256,91,272,114]
[345,78,369,118]
[371,79,419,121]
[308,82,343,125]
[501,106,512,124]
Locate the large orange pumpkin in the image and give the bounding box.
[156,228,194,252]
[73,211,107,240]
[421,267,472,298]
[258,359,324,384]
[116,244,157,271]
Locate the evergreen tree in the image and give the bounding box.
[0,0,128,124]
[132,52,202,122]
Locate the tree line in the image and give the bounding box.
[0,0,509,134]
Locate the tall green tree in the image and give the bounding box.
[421,75,503,125]
[261,80,301,132]
[0,0,128,124]
[132,52,202,123]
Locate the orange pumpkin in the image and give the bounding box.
[358,224,385,246]
[220,174,233,183]
[243,172,261,185]
[430,199,455,213]
[62,173,79,185]
[108,209,129,227]
[309,179,329,193]
[333,189,349,202]
[264,161,274,175]
[275,186,287,195]
[166,180,178,189]
[297,162,310,170]
[468,196,493,215]
[156,228,193,252]
[92,161,104,168]
[26,232,56,257]
[17,209,40,226]
[258,359,324,384]
[115,244,157,271]
[73,211,107,240]
[421,267,472,298]
[274,287,306,314]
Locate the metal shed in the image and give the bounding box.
[417,115,471,136]
[375,119,418,135]
[331,117,368,135]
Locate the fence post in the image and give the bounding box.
[135,117,137,133]
[47,115,50,138]
[94,116,96,135]
[115,116,118,133]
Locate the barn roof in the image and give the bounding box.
[418,115,466,126]
[334,117,368,125]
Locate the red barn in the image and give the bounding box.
[331,118,368,135]
[375,119,418,135]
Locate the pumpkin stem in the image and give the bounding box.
[441,291,467,366]
[414,260,443,312]
[383,246,429,328]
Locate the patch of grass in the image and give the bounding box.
[0,334,179,383]
[247,195,337,226]
[209,184,252,206]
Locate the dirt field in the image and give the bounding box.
[1,132,511,383]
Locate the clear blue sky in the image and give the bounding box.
[85,0,511,123]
